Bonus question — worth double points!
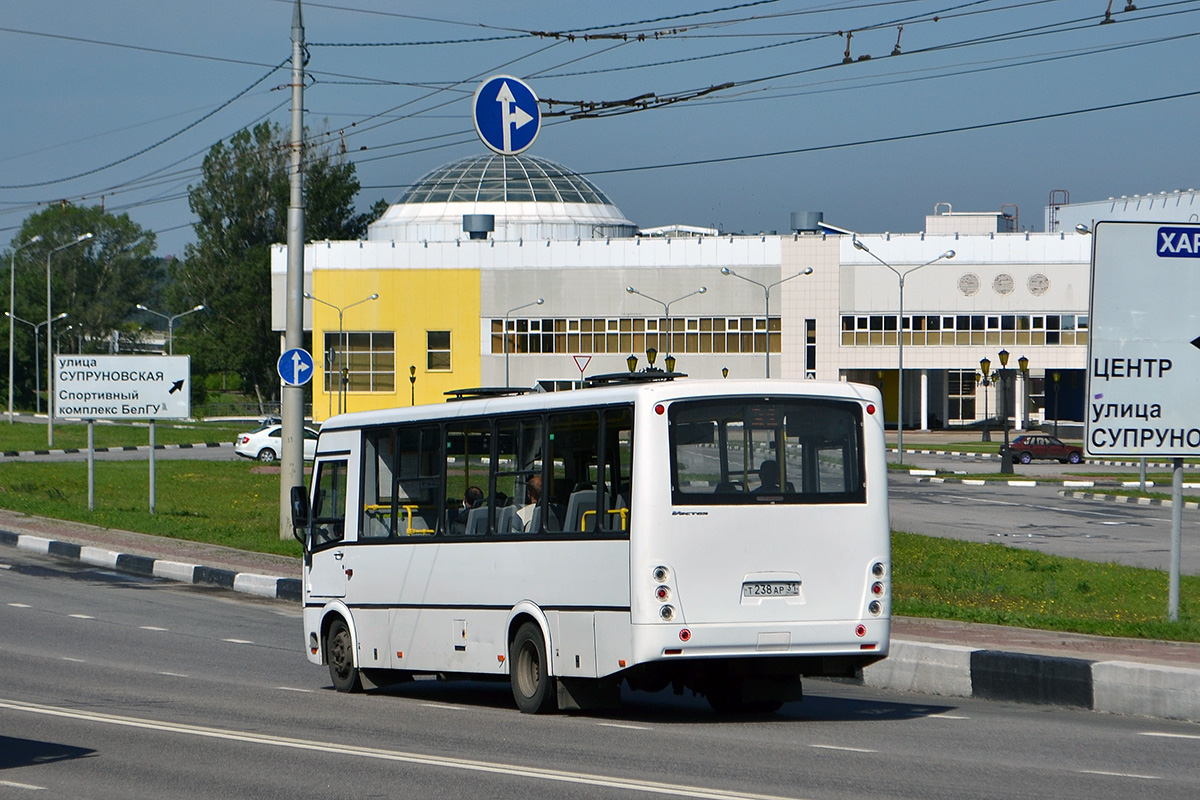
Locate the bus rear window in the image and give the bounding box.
[668,398,865,505]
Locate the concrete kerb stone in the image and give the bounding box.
[862,640,975,697]
[1093,661,1200,722]
[0,529,296,602]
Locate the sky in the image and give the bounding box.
[3,0,1200,259]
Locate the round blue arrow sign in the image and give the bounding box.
[278,347,314,386]
[473,75,541,156]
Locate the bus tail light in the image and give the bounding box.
[871,581,884,596]
[855,624,867,637]
[660,605,675,622]
[872,561,885,578]
[652,566,670,583]
[655,586,670,602]
[679,628,691,642]
[869,601,882,616]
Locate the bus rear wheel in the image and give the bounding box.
[326,618,362,693]
[510,622,556,714]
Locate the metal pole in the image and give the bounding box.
[87,420,95,511]
[280,0,307,541]
[1169,457,1183,621]
[763,286,771,379]
[897,276,905,462]
[149,421,157,514]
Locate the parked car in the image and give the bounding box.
[234,423,319,463]
[1006,434,1083,464]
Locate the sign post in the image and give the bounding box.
[55,355,191,514]
[1087,221,1200,620]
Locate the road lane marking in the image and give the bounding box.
[0,779,45,790]
[420,702,466,711]
[8,603,31,608]
[61,657,85,663]
[1076,769,1161,780]
[68,614,94,620]
[158,672,189,678]
[929,714,970,720]
[808,744,877,753]
[1142,731,1200,740]
[277,687,314,693]
[140,626,168,632]
[596,722,652,730]
[222,638,253,645]
[0,697,814,800]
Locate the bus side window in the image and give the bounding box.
[312,460,347,548]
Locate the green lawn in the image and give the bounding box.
[0,458,1195,640]
[0,420,247,451]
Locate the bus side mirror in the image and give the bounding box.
[290,485,310,546]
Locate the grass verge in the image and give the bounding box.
[894,531,1198,641]
[0,460,299,557]
[0,420,247,451]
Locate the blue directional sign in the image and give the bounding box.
[278,347,315,386]
[473,75,541,156]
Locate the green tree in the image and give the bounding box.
[3,205,159,408]
[170,122,381,403]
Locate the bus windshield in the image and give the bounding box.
[669,397,865,505]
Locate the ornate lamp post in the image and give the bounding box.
[304,291,378,414]
[136,303,205,355]
[625,285,706,361]
[47,233,92,446]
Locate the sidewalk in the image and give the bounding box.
[1,508,1197,723]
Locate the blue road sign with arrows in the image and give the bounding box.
[278,347,314,386]
[473,75,540,156]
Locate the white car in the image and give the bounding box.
[234,423,319,463]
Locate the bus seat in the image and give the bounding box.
[495,505,521,534]
[715,481,744,494]
[465,505,489,536]
[563,490,597,533]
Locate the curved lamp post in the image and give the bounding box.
[503,297,544,387]
[304,291,378,414]
[136,303,206,355]
[720,266,813,378]
[818,222,953,464]
[625,285,706,360]
[8,234,42,423]
[47,233,92,446]
[7,311,66,414]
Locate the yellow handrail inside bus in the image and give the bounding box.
[364,504,435,536]
[579,507,629,532]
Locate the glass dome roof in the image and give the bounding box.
[398,154,615,206]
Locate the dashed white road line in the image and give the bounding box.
[596,722,652,731]
[222,638,253,645]
[8,602,31,608]
[68,614,94,620]
[140,626,169,632]
[0,697,811,800]
[808,744,877,753]
[1076,769,1161,780]
[0,779,45,790]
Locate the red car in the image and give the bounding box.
[1007,434,1083,465]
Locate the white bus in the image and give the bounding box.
[291,377,890,714]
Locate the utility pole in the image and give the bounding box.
[280,0,307,540]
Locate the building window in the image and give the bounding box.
[839,313,1086,348]
[488,316,782,356]
[427,330,451,371]
[805,319,817,377]
[323,332,395,392]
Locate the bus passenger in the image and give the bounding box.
[517,476,542,531]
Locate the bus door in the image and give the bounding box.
[308,458,349,598]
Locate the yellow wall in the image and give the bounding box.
[308,268,481,421]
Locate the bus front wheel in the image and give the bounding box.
[510,622,556,714]
[326,618,362,693]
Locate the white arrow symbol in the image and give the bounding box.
[495,81,533,154]
[290,352,311,383]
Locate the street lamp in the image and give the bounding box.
[409,365,416,406]
[6,311,66,414]
[304,291,378,414]
[820,223,954,464]
[47,233,92,446]
[8,235,42,424]
[503,297,544,387]
[136,303,205,355]
[983,350,1029,474]
[625,285,706,359]
[720,266,813,378]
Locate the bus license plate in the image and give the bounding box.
[742,581,800,597]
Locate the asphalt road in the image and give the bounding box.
[2,547,1198,800]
